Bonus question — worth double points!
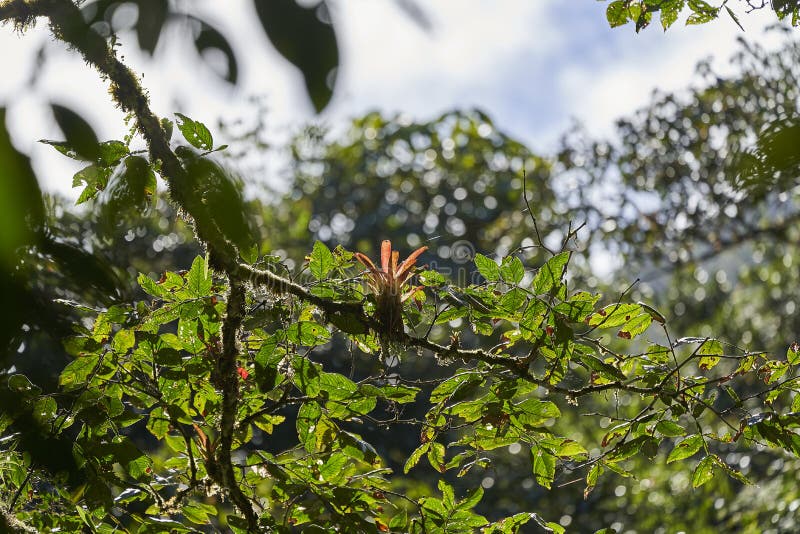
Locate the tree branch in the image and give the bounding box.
[0,505,35,534]
[210,276,257,529]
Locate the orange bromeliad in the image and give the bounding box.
[354,240,427,338]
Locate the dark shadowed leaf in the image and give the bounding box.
[51,103,101,161]
[194,19,239,84]
[254,0,339,112]
[135,0,169,54]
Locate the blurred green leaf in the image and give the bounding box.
[254,0,339,112]
[51,103,100,161]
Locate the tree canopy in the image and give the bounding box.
[1,1,800,533]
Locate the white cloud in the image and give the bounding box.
[557,6,784,142]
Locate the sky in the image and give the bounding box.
[0,0,785,199]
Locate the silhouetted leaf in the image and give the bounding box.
[135,0,168,55]
[254,0,339,112]
[51,103,100,161]
[0,109,43,266]
[194,19,239,84]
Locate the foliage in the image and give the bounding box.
[601,0,800,32]
[3,1,800,533]
[217,32,800,530]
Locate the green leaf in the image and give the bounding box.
[319,452,349,483]
[389,509,409,531]
[339,430,380,466]
[8,374,39,395]
[607,0,631,27]
[72,164,112,204]
[374,384,419,403]
[292,357,322,397]
[577,352,626,381]
[182,503,216,525]
[428,442,446,473]
[555,291,601,322]
[296,402,322,451]
[97,140,129,166]
[328,310,368,335]
[618,313,652,339]
[59,355,100,390]
[252,414,285,434]
[686,0,718,24]
[667,434,704,463]
[692,455,717,488]
[33,397,57,423]
[186,256,212,298]
[724,5,744,31]
[787,343,800,365]
[434,306,469,325]
[500,256,525,284]
[655,420,686,438]
[147,406,170,439]
[418,269,446,286]
[585,463,603,498]
[404,442,430,473]
[499,288,527,317]
[458,486,484,510]
[713,455,752,485]
[531,446,556,489]
[475,253,500,281]
[318,371,357,400]
[309,241,335,280]
[286,321,330,346]
[194,21,238,84]
[660,0,685,30]
[126,454,152,481]
[532,252,570,294]
[484,513,538,534]
[607,435,654,462]
[698,339,724,371]
[520,299,547,338]
[429,372,483,404]
[175,113,213,150]
[137,272,167,299]
[100,155,157,218]
[588,303,642,328]
[515,399,561,427]
[40,139,84,160]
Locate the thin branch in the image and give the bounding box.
[522,168,554,256]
